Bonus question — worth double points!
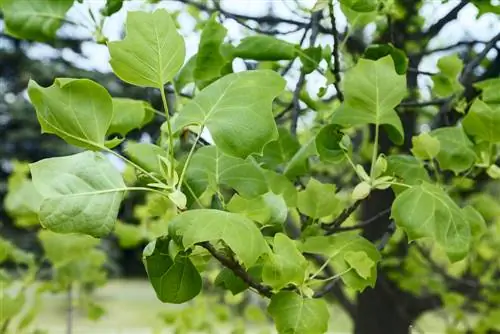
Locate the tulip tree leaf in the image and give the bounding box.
[108,9,186,88]
[331,56,406,145]
[315,124,349,164]
[143,239,202,304]
[124,142,169,178]
[262,233,308,290]
[108,98,154,137]
[411,132,441,160]
[28,78,113,150]
[227,194,271,225]
[268,291,330,334]
[233,35,297,61]
[173,70,285,158]
[363,43,408,74]
[168,209,270,267]
[463,99,500,143]
[432,54,463,97]
[0,0,74,41]
[301,233,381,291]
[391,182,471,261]
[185,146,268,199]
[474,78,500,103]
[386,155,430,185]
[260,127,301,170]
[340,0,377,12]
[430,127,476,174]
[297,179,342,219]
[29,151,126,237]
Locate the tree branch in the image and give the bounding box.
[418,40,488,56]
[326,208,391,234]
[321,200,362,233]
[398,98,449,108]
[421,1,468,39]
[328,1,344,102]
[198,242,273,298]
[461,31,500,83]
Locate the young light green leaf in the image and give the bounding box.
[474,78,500,103]
[114,221,144,248]
[315,124,349,164]
[463,99,500,142]
[386,155,431,185]
[391,182,471,261]
[262,192,288,226]
[30,151,126,237]
[301,233,381,291]
[331,56,406,144]
[340,0,377,12]
[268,291,329,334]
[352,181,371,200]
[143,239,202,304]
[108,98,154,137]
[227,194,271,224]
[4,179,42,225]
[430,127,476,174]
[28,78,113,150]
[168,209,270,267]
[262,233,308,290]
[263,170,298,207]
[0,0,74,41]
[487,164,500,179]
[124,142,169,178]
[297,179,342,219]
[194,13,229,87]
[312,0,330,11]
[411,132,441,160]
[108,9,185,88]
[173,70,285,158]
[185,146,268,199]
[432,54,464,97]
[233,35,297,61]
[363,44,408,75]
[462,206,486,241]
[372,155,387,179]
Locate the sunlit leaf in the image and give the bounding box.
[430,126,476,174]
[108,98,154,137]
[411,132,440,160]
[432,54,463,97]
[463,99,500,142]
[297,179,342,219]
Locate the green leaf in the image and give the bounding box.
[30,151,125,237]
[227,194,271,225]
[463,99,500,142]
[38,230,99,266]
[430,127,476,174]
[233,35,297,61]
[340,0,377,12]
[312,0,330,11]
[4,179,42,224]
[101,0,123,16]
[331,56,406,144]
[261,127,301,170]
[299,46,322,74]
[263,170,298,207]
[168,209,270,267]
[28,78,113,150]
[262,233,308,290]
[268,291,329,334]
[386,155,430,185]
[262,192,288,226]
[194,13,229,87]
[352,181,371,200]
[340,4,377,27]
[283,136,317,179]
[114,221,144,248]
[432,55,464,97]
[363,44,408,74]
[143,239,202,304]
[108,9,185,88]
[462,206,486,241]
[173,70,285,158]
[108,98,154,137]
[0,0,74,41]
[474,78,500,103]
[391,182,471,261]
[301,233,381,291]
[175,55,197,92]
[185,146,268,199]
[411,132,441,160]
[124,142,169,178]
[297,179,342,219]
[315,124,350,164]
[215,267,262,295]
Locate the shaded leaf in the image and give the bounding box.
[411,132,440,160]
[233,35,297,61]
[108,98,154,137]
[463,99,500,142]
[363,43,408,74]
[430,127,476,174]
[386,155,430,185]
[315,124,350,164]
[124,142,169,178]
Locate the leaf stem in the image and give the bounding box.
[160,85,176,181]
[178,127,203,190]
[308,267,353,286]
[370,124,379,179]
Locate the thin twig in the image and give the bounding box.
[321,200,362,232]
[328,0,344,102]
[421,0,468,39]
[198,242,273,298]
[418,40,487,56]
[461,32,500,83]
[326,207,391,234]
[407,68,437,76]
[398,98,449,108]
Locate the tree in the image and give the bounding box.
[2,0,500,333]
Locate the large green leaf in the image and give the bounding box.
[173,70,285,158]
[262,233,308,290]
[0,0,74,41]
[302,233,381,291]
[260,127,301,170]
[297,179,342,219]
[432,55,463,98]
[28,78,113,150]
[124,142,169,178]
[268,291,329,334]
[143,238,202,304]
[227,194,271,225]
[386,155,430,185]
[185,146,268,199]
[194,13,229,86]
[430,127,476,174]
[168,209,270,267]
[233,35,297,61]
[463,99,500,142]
[331,56,406,144]
[30,151,126,237]
[391,182,471,261]
[108,98,154,137]
[108,9,185,88]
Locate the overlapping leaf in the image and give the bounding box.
[331,56,406,144]
[430,127,476,174]
[30,151,126,237]
[391,182,472,261]
[108,9,185,88]
[108,98,154,137]
[463,99,500,142]
[233,35,297,61]
[173,70,285,158]
[297,179,342,219]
